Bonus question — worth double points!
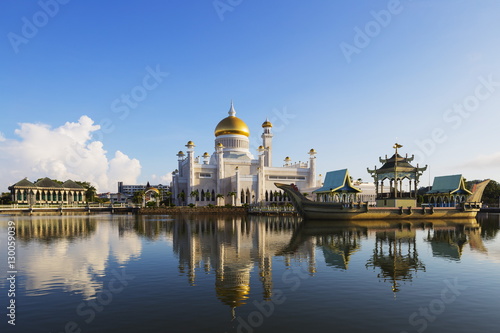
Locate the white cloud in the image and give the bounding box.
[150,172,172,185]
[0,132,5,142]
[0,116,141,192]
[460,152,500,169]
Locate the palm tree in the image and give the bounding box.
[133,190,145,207]
[177,192,185,205]
[164,191,172,205]
[216,193,224,206]
[205,191,211,202]
[227,191,236,206]
[189,190,199,205]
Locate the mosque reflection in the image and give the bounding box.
[10,213,495,311]
[154,216,489,311]
[145,216,306,313]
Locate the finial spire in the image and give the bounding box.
[393,142,403,155]
[228,100,236,117]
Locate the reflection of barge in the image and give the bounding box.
[275,143,489,221]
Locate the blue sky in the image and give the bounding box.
[1,0,500,192]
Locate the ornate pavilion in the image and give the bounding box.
[313,169,361,203]
[367,143,427,208]
[8,177,86,205]
[425,175,472,207]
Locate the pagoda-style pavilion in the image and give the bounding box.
[313,169,361,203]
[367,144,427,208]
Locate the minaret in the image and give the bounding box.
[257,146,265,202]
[261,119,273,167]
[215,142,224,197]
[186,140,195,204]
[308,149,317,188]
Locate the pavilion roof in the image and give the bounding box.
[378,154,417,170]
[62,180,84,189]
[10,178,36,188]
[313,169,361,194]
[34,177,63,188]
[427,175,472,195]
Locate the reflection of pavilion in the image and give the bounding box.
[425,223,486,260]
[366,229,425,292]
[15,216,96,242]
[171,216,305,315]
[317,230,363,270]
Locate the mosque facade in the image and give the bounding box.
[171,103,318,206]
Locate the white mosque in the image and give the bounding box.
[171,102,319,206]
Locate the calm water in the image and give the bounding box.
[1,213,499,333]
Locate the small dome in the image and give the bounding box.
[177,151,185,155]
[262,119,272,128]
[202,152,210,157]
[216,142,224,148]
[214,102,250,137]
[186,140,195,146]
[284,156,291,162]
[309,148,316,154]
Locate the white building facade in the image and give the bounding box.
[171,103,318,206]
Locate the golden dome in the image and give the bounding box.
[186,140,195,146]
[202,152,210,157]
[214,102,250,137]
[309,148,316,154]
[262,119,272,128]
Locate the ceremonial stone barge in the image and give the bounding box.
[276,144,489,221]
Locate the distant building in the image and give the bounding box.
[171,102,318,206]
[118,182,169,197]
[8,177,86,205]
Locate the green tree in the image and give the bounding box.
[227,191,236,206]
[85,185,97,203]
[216,193,224,206]
[466,179,500,205]
[133,190,145,204]
[190,190,199,205]
[177,192,185,205]
[162,191,173,206]
[482,180,500,206]
[0,192,12,205]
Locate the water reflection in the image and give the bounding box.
[3,213,498,311]
[283,219,484,293]
[5,215,142,299]
[161,216,304,316]
[367,228,424,292]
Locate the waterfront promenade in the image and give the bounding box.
[0,203,138,215]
